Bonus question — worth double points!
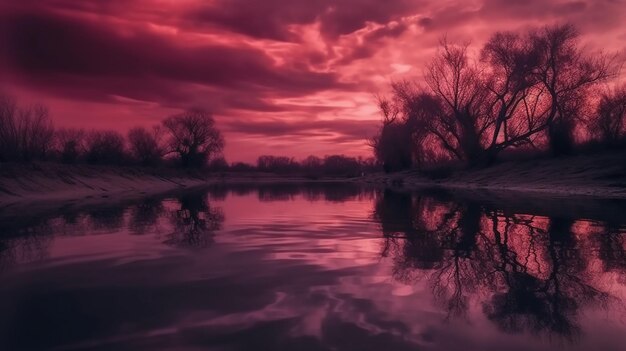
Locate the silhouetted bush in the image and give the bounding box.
[85,130,127,165]
[594,85,626,147]
[229,162,256,172]
[257,155,300,174]
[127,126,164,166]
[372,121,412,172]
[0,96,55,162]
[55,128,86,164]
[301,155,323,177]
[321,155,361,177]
[207,157,229,171]
[252,154,375,177]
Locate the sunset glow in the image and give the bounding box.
[1,0,625,161]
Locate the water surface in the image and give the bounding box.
[1,184,626,351]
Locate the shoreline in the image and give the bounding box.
[383,178,626,200]
[0,163,357,217]
[1,150,625,216]
[362,149,626,200]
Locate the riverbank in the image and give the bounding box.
[1,150,625,216]
[0,163,350,216]
[0,163,209,215]
[363,149,626,199]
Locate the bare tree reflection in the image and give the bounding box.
[87,206,126,231]
[201,183,374,203]
[374,190,622,338]
[375,190,486,319]
[0,190,227,273]
[128,197,165,235]
[596,220,626,272]
[482,214,608,339]
[163,192,224,249]
[0,218,53,272]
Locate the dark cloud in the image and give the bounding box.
[0,0,623,161]
[186,0,422,41]
[418,17,434,29]
[185,1,320,41]
[337,22,410,65]
[317,0,420,39]
[0,9,345,108]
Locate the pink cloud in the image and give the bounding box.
[0,0,624,162]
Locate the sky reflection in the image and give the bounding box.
[0,185,625,350]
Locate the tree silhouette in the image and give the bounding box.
[594,85,626,147]
[85,130,126,165]
[0,95,55,162]
[425,40,488,164]
[55,128,85,164]
[163,192,224,248]
[530,24,611,155]
[372,23,616,168]
[127,126,165,166]
[163,109,224,168]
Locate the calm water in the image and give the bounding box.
[1,184,626,351]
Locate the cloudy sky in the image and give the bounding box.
[1,0,625,161]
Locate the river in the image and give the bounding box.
[1,183,625,350]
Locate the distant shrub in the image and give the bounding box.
[85,130,127,165]
[0,96,55,162]
[55,128,86,164]
[127,126,165,166]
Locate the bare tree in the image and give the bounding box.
[301,155,323,176]
[370,92,413,172]
[424,40,490,164]
[0,95,20,161]
[162,109,224,168]
[530,24,612,155]
[372,24,616,169]
[21,104,55,161]
[480,31,545,160]
[322,155,361,177]
[371,120,413,172]
[0,96,54,162]
[393,82,446,168]
[373,81,460,171]
[55,128,86,164]
[127,126,164,166]
[594,85,626,146]
[257,155,299,173]
[85,130,126,165]
[302,155,322,170]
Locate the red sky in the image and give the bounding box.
[1,0,625,162]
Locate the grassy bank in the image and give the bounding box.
[363,149,626,199]
[0,163,356,215]
[0,163,218,214]
[2,149,625,217]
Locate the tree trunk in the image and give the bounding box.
[548,120,574,156]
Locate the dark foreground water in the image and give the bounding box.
[1,184,626,351]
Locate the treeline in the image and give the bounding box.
[256,154,378,177]
[0,96,224,168]
[209,154,379,178]
[0,95,376,177]
[372,24,626,172]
